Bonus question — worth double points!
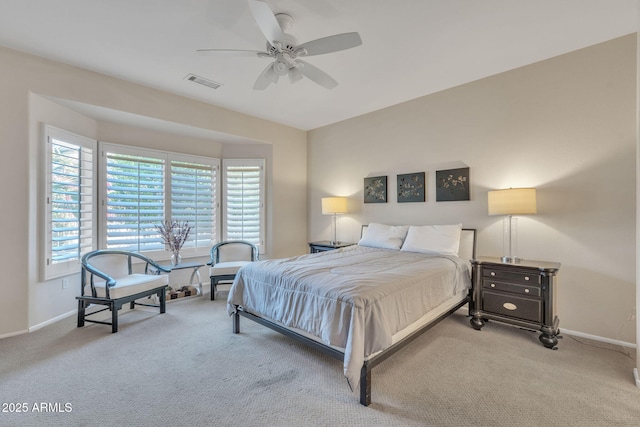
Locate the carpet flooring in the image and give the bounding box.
[0,293,638,426]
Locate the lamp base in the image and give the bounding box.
[501,256,522,264]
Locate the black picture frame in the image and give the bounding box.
[364,176,387,203]
[397,172,425,203]
[436,167,470,201]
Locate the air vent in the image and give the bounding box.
[185,73,222,90]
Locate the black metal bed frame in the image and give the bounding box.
[231,228,476,406]
[232,296,469,406]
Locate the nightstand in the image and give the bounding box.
[308,241,355,253]
[470,256,561,349]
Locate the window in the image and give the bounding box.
[44,126,97,280]
[43,129,264,274]
[100,143,220,257]
[222,159,265,253]
[102,146,165,252]
[170,156,219,250]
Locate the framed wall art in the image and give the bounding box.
[364,176,387,203]
[397,172,425,203]
[436,167,470,201]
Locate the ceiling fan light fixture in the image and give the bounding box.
[289,66,303,84]
[275,13,294,32]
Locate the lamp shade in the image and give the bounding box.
[488,188,537,216]
[321,197,348,215]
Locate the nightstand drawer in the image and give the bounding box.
[482,291,542,323]
[482,280,541,297]
[483,268,539,286]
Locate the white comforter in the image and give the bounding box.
[227,245,471,388]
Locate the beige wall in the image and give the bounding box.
[308,35,637,344]
[0,46,307,337]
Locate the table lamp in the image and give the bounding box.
[488,188,537,263]
[321,197,348,244]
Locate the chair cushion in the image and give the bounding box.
[93,274,168,299]
[210,261,251,277]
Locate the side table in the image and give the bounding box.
[470,256,561,349]
[159,261,205,298]
[308,241,355,253]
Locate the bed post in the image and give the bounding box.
[360,363,371,406]
[233,305,240,334]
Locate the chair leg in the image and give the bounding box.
[111,302,118,333]
[159,289,166,314]
[210,277,217,301]
[77,299,86,328]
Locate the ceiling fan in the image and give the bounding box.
[198,0,362,90]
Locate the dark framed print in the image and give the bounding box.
[436,167,470,201]
[364,176,387,203]
[397,172,425,203]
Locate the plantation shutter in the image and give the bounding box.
[170,157,219,249]
[44,126,97,280]
[103,148,165,252]
[223,159,265,253]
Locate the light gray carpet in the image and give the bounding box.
[0,294,638,427]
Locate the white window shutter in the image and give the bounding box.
[170,157,219,249]
[102,147,165,252]
[222,159,265,253]
[44,126,96,280]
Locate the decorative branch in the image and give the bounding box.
[155,220,191,256]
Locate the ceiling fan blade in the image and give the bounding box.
[296,32,362,56]
[197,48,270,58]
[248,0,284,47]
[296,60,338,89]
[254,62,278,90]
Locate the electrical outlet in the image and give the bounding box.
[62,278,69,289]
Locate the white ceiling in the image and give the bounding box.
[0,0,637,131]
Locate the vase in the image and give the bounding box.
[170,252,182,266]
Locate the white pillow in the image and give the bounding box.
[358,223,409,250]
[400,224,462,256]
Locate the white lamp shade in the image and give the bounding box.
[488,188,537,215]
[322,197,348,215]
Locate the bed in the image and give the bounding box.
[227,223,476,406]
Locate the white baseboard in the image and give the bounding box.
[28,309,76,333]
[634,368,640,388]
[559,328,637,349]
[0,329,29,340]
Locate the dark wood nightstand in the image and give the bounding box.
[470,256,561,349]
[308,241,355,253]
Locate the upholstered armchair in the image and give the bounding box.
[208,241,259,300]
[78,250,171,333]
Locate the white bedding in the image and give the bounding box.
[227,245,471,388]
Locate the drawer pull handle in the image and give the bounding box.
[490,283,496,288]
[490,272,496,276]
[524,276,530,281]
[524,289,530,293]
[503,302,517,311]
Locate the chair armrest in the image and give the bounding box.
[81,263,116,287]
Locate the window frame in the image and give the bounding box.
[43,125,97,281]
[99,142,221,259]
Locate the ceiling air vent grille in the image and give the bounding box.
[185,73,222,90]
